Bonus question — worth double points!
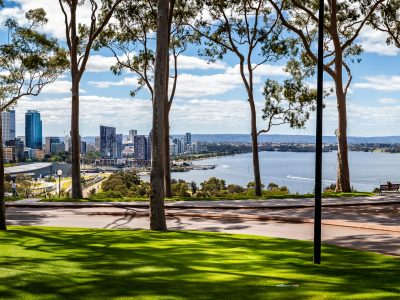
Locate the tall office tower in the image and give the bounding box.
[80,140,87,154]
[25,110,42,149]
[1,111,10,143]
[185,132,191,143]
[147,130,152,161]
[134,135,148,160]
[10,110,15,139]
[64,135,71,151]
[116,134,123,158]
[17,136,25,147]
[45,137,60,154]
[51,142,65,154]
[129,130,137,142]
[95,136,100,149]
[100,125,117,157]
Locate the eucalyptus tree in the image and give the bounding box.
[96,0,196,198]
[0,9,69,230]
[261,78,319,135]
[189,0,292,196]
[58,0,123,198]
[369,0,400,49]
[268,0,385,192]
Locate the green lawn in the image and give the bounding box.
[39,192,375,202]
[4,197,24,202]
[0,227,399,299]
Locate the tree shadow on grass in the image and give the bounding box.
[1,227,400,299]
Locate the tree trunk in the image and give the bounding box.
[164,113,173,198]
[71,85,82,198]
[335,92,351,192]
[149,0,168,231]
[249,99,262,196]
[0,113,6,230]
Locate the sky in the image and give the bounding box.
[1,0,400,138]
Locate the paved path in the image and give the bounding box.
[6,206,400,257]
[6,193,400,209]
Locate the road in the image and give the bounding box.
[6,206,400,257]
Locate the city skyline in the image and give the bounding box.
[1,1,400,137]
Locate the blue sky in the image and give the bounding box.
[1,0,400,138]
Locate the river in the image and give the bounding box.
[140,151,398,194]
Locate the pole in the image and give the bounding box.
[314,0,324,264]
[59,175,61,198]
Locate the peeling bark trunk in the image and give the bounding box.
[164,113,173,198]
[249,98,262,196]
[71,86,82,198]
[334,93,351,192]
[0,114,6,230]
[149,0,168,231]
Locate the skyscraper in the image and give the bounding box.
[185,132,191,143]
[147,130,152,161]
[25,110,42,150]
[100,126,122,158]
[1,111,10,143]
[134,135,148,161]
[129,129,137,142]
[10,110,15,139]
[45,137,60,154]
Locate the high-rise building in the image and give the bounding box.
[45,137,60,154]
[129,130,137,142]
[5,138,24,162]
[95,136,100,149]
[10,110,15,139]
[134,135,148,161]
[25,110,42,150]
[64,135,71,151]
[86,143,95,152]
[1,111,11,144]
[100,126,122,158]
[34,149,45,160]
[185,132,191,143]
[80,141,87,154]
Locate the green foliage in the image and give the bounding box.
[172,182,190,197]
[246,181,265,190]
[95,191,123,199]
[200,177,227,196]
[44,176,57,183]
[261,78,317,132]
[267,183,278,190]
[227,184,246,194]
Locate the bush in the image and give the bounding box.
[247,181,265,190]
[172,182,190,197]
[227,184,245,194]
[200,177,227,196]
[324,189,335,193]
[94,191,123,199]
[372,187,380,193]
[267,183,278,190]
[323,183,336,192]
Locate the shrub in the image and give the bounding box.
[267,183,278,190]
[172,182,190,197]
[324,189,335,193]
[323,183,336,192]
[372,187,380,193]
[94,191,123,199]
[227,184,245,194]
[247,181,265,190]
[200,177,227,196]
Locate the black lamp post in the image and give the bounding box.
[314,0,324,264]
[57,169,62,198]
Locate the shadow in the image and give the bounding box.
[1,228,400,299]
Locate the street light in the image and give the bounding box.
[314,0,324,265]
[57,169,62,198]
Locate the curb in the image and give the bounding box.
[6,200,400,209]
[84,211,400,233]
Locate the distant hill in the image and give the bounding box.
[44,134,400,144]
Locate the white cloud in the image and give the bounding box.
[171,73,257,97]
[353,75,400,91]
[378,98,398,104]
[358,26,400,56]
[85,55,122,73]
[41,81,86,94]
[88,77,139,88]
[0,0,103,40]
[174,55,226,70]
[225,64,287,76]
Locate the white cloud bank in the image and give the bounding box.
[353,75,400,91]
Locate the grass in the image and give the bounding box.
[5,197,24,202]
[62,181,71,190]
[39,192,375,202]
[0,226,400,299]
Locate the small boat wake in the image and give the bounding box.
[287,175,331,182]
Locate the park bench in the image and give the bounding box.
[379,184,400,194]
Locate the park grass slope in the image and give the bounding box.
[0,227,399,299]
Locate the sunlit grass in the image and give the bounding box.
[0,226,399,299]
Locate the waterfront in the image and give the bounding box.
[141,151,400,194]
